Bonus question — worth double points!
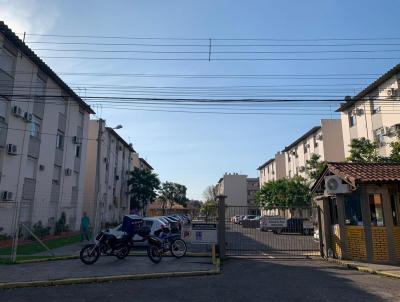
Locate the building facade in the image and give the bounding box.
[83,119,137,228]
[0,22,93,234]
[258,152,286,188]
[337,64,400,158]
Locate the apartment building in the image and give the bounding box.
[258,152,286,187]
[337,63,400,157]
[283,119,345,180]
[83,119,137,228]
[215,173,260,214]
[0,22,93,234]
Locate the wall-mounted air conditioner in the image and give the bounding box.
[387,88,397,97]
[352,108,364,116]
[316,134,323,141]
[7,144,17,155]
[324,175,350,195]
[12,106,22,117]
[23,112,33,122]
[298,166,306,172]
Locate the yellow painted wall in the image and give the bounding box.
[345,226,367,260]
[332,224,342,259]
[371,227,389,262]
[393,227,400,262]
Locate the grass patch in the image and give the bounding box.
[0,235,80,256]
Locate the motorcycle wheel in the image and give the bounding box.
[147,244,162,263]
[80,244,100,265]
[115,245,130,259]
[170,239,187,258]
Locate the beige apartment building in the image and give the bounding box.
[337,63,400,157]
[0,21,93,234]
[83,119,138,229]
[216,173,260,214]
[258,152,286,187]
[283,119,345,180]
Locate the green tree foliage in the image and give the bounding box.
[255,177,311,210]
[55,212,69,234]
[306,153,326,182]
[128,167,160,214]
[346,138,381,163]
[159,181,189,213]
[200,200,218,221]
[390,135,400,162]
[32,221,51,239]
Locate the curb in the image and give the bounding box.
[325,258,400,280]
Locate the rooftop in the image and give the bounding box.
[336,63,400,112]
[105,126,136,152]
[257,158,275,170]
[283,126,321,152]
[0,21,94,114]
[139,157,153,170]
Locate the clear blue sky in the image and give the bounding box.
[2,0,400,200]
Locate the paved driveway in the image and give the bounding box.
[1,259,399,301]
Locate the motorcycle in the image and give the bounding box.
[147,227,187,263]
[80,215,149,265]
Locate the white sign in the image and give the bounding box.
[262,216,287,228]
[190,223,217,244]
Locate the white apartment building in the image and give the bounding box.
[337,63,400,157]
[84,119,138,228]
[0,21,93,234]
[283,119,345,180]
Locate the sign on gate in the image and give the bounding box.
[262,216,287,228]
[190,223,217,244]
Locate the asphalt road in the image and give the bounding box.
[225,222,319,256]
[1,259,399,302]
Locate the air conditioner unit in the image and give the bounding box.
[387,88,397,97]
[324,175,350,195]
[1,191,13,201]
[23,112,33,122]
[72,136,82,144]
[64,168,72,176]
[290,150,297,156]
[7,144,17,155]
[298,166,306,172]
[12,106,22,117]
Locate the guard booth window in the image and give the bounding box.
[369,194,385,226]
[344,194,363,226]
[390,190,399,226]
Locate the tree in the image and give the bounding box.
[202,185,216,201]
[306,154,326,182]
[347,138,381,163]
[158,181,189,213]
[390,135,400,162]
[128,167,160,215]
[200,200,218,222]
[255,177,311,210]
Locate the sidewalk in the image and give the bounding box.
[0,256,218,288]
[326,258,400,279]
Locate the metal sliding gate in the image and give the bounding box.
[223,205,321,257]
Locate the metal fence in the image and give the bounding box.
[223,205,321,257]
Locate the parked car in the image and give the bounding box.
[231,215,240,223]
[239,215,257,224]
[108,217,167,241]
[234,215,245,224]
[273,218,314,235]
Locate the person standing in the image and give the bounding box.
[80,212,90,241]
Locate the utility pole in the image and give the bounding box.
[93,119,104,235]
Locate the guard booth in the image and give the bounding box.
[311,162,400,264]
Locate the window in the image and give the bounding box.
[0,46,16,77]
[348,111,356,127]
[26,158,36,179]
[372,100,381,114]
[30,116,41,138]
[344,194,363,225]
[52,165,61,184]
[56,131,64,150]
[369,194,385,226]
[75,145,81,158]
[304,143,308,153]
[390,192,399,226]
[329,198,339,225]
[35,75,46,97]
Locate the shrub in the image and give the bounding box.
[32,221,51,239]
[55,212,69,234]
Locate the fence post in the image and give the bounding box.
[216,195,226,260]
[317,205,324,258]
